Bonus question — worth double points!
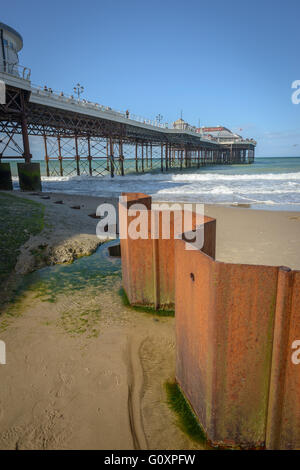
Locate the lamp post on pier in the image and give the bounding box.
[156,114,163,125]
[73,83,84,100]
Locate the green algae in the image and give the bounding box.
[0,192,45,312]
[17,163,42,191]
[58,304,102,337]
[0,192,44,287]
[119,287,175,317]
[8,240,122,306]
[165,381,207,444]
[0,239,122,335]
[0,163,13,190]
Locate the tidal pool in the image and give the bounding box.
[10,239,121,305]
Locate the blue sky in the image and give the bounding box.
[3,0,300,156]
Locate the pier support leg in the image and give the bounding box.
[19,100,41,190]
[43,133,49,177]
[17,162,42,191]
[106,138,110,171]
[109,137,114,178]
[145,144,148,169]
[119,138,124,176]
[74,134,80,176]
[165,143,168,171]
[57,136,63,176]
[0,162,13,190]
[21,114,32,163]
[135,142,138,173]
[87,136,92,176]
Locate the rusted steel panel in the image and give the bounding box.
[175,244,215,433]
[280,270,300,449]
[175,239,279,448]
[211,261,278,448]
[119,193,216,309]
[266,269,300,449]
[120,192,300,449]
[119,193,154,305]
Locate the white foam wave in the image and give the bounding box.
[12,169,300,208]
[29,170,300,184]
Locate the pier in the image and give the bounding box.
[0,22,256,183]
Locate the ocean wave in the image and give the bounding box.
[12,169,300,208]
[38,171,300,183]
[170,172,300,182]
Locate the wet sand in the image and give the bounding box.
[0,281,180,450]
[0,191,299,450]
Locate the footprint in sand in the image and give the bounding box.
[98,370,121,389]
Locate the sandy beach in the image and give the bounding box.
[0,190,299,450]
[10,191,300,271]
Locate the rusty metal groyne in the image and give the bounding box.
[119,193,300,450]
[119,193,216,309]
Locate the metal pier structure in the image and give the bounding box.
[0,22,256,181]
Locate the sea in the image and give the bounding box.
[7,157,300,211]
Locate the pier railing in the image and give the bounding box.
[30,85,255,143]
[1,64,256,144]
[0,62,31,80]
[30,84,171,130]
[0,65,257,169]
